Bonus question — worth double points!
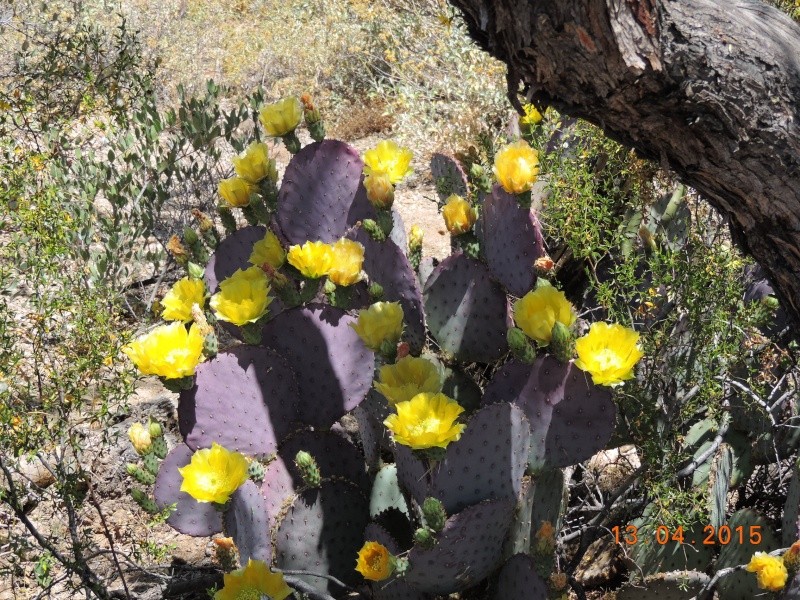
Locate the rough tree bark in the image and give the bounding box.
[451,0,800,325]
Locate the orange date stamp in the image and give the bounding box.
[612,524,763,546]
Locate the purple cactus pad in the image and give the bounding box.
[430,153,469,204]
[405,497,516,594]
[224,480,271,564]
[178,346,301,457]
[430,403,531,514]
[423,252,511,363]
[392,443,430,506]
[494,554,548,599]
[276,140,365,244]
[260,303,374,428]
[478,185,546,297]
[204,225,267,292]
[483,357,616,470]
[364,524,430,600]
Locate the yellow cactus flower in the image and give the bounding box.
[210,266,273,326]
[363,140,413,184]
[122,322,205,380]
[232,141,277,184]
[350,302,404,351]
[384,392,465,450]
[248,230,286,269]
[375,356,443,406]
[519,103,543,127]
[214,559,292,600]
[178,442,249,504]
[746,552,787,592]
[287,240,335,279]
[493,140,540,195]
[128,422,152,455]
[328,238,365,287]
[574,322,644,386]
[218,177,255,208]
[513,286,577,345]
[364,171,395,209]
[441,194,477,236]
[259,97,303,137]
[161,277,206,322]
[355,541,393,582]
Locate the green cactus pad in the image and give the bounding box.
[276,140,366,244]
[783,460,800,546]
[261,429,369,531]
[223,480,271,564]
[273,479,369,594]
[364,523,430,600]
[715,508,779,600]
[530,468,567,544]
[405,497,516,595]
[430,153,468,204]
[429,403,531,514]
[493,553,548,600]
[392,442,430,507]
[178,346,301,457]
[482,357,615,470]
[627,504,714,576]
[261,303,375,428]
[423,251,511,363]
[477,185,546,297]
[351,229,426,353]
[370,464,409,518]
[153,444,222,537]
[615,570,710,599]
[708,445,733,529]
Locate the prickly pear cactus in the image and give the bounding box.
[615,570,711,599]
[715,508,779,600]
[493,553,549,600]
[430,153,468,204]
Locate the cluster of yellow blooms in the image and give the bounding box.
[218,141,278,208]
[287,238,365,285]
[210,266,273,327]
[513,284,643,386]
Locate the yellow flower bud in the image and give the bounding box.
[287,240,335,279]
[350,301,404,351]
[178,442,249,504]
[210,266,272,326]
[493,140,540,195]
[364,172,395,209]
[232,142,277,184]
[218,177,255,208]
[383,392,465,450]
[355,541,394,582]
[574,322,644,386]
[248,230,286,269]
[259,97,303,137]
[122,322,205,380]
[328,238,365,287]
[409,225,423,251]
[128,422,152,455]
[363,140,413,184]
[513,285,576,345]
[441,194,477,235]
[161,277,206,322]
